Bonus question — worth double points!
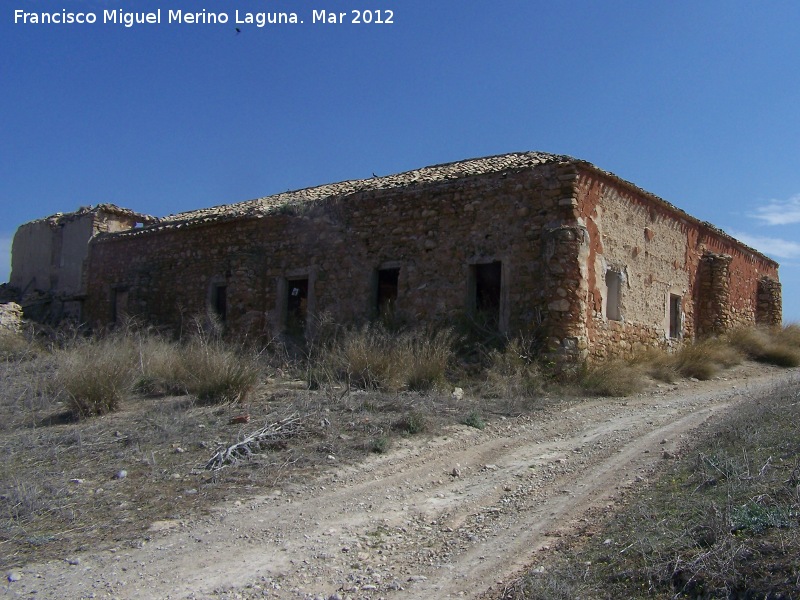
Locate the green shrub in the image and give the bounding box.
[394,411,429,435]
[370,436,390,454]
[462,410,486,430]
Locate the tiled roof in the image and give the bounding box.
[24,204,156,227]
[90,152,777,267]
[155,151,574,227]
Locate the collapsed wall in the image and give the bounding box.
[9,205,154,322]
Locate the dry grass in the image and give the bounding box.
[505,379,800,600]
[483,337,547,400]
[177,338,262,404]
[579,357,647,397]
[309,325,455,393]
[672,338,743,380]
[1,320,798,574]
[726,325,800,368]
[53,335,139,417]
[0,328,38,361]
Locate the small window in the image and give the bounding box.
[211,284,228,322]
[286,278,309,335]
[605,270,622,321]
[470,261,502,328]
[111,288,128,324]
[669,294,682,338]
[376,267,400,317]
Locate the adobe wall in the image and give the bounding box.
[577,169,780,358]
[10,220,54,293]
[11,209,145,297]
[85,163,585,346]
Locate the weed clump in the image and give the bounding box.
[483,337,546,399]
[310,325,454,393]
[579,358,646,397]
[393,411,429,435]
[726,326,800,367]
[54,335,138,417]
[461,410,486,430]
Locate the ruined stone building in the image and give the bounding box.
[9,205,154,321]
[9,152,782,359]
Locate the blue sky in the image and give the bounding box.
[2,0,800,322]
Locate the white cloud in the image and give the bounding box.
[727,230,800,260]
[749,194,800,226]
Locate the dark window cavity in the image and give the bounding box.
[376,267,400,317]
[286,278,309,335]
[211,284,228,322]
[470,261,502,327]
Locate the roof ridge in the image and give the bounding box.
[156,151,575,226]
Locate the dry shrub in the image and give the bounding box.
[176,337,262,404]
[337,325,396,389]
[777,322,800,346]
[401,329,454,391]
[727,326,800,367]
[726,327,772,358]
[673,338,742,380]
[133,333,187,396]
[580,358,646,397]
[54,335,138,417]
[633,347,680,383]
[756,344,800,367]
[483,337,546,399]
[312,325,454,392]
[0,328,36,361]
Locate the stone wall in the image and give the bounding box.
[757,276,782,327]
[576,169,781,358]
[85,163,585,347]
[82,159,781,358]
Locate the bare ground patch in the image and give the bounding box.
[3,355,797,599]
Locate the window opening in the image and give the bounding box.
[669,294,682,338]
[286,278,309,335]
[605,270,622,321]
[211,284,228,322]
[111,288,128,324]
[376,267,400,317]
[472,261,502,327]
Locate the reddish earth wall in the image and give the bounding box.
[576,169,780,359]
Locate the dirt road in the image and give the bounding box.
[6,367,798,600]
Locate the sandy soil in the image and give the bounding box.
[5,366,798,600]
